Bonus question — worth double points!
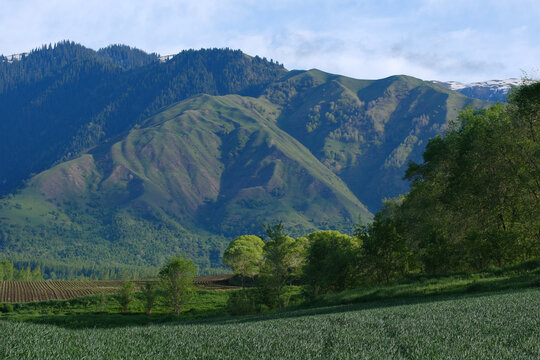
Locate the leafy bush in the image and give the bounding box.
[0,303,14,313]
[227,290,257,315]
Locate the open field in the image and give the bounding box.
[1,288,538,359]
[0,275,235,303]
[0,280,126,302]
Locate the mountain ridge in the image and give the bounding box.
[0,42,490,272]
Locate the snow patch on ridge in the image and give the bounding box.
[431,78,522,92]
[1,52,29,63]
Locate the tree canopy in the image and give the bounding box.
[158,255,197,314]
[303,230,361,293]
[363,81,540,275]
[223,235,264,287]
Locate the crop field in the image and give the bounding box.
[0,275,235,303]
[1,288,538,359]
[0,280,130,303]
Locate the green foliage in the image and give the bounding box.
[159,256,197,314]
[117,281,135,314]
[141,282,157,316]
[13,259,156,280]
[357,200,416,283]
[259,222,300,309]
[0,303,13,313]
[97,44,158,69]
[223,235,264,287]
[0,261,14,281]
[312,260,540,307]
[303,230,360,294]
[226,289,258,315]
[1,286,231,319]
[365,81,540,275]
[0,261,43,281]
[98,292,106,313]
[286,236,308,283]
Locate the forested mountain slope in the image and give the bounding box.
[264,70,486,209]
[0,41,286,195]
[0,42,489,272]
[0,94,369,271]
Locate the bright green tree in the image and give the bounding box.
[31,265,43,281]
[223,235,264,288]
[0,261,14,281]
[287,236,308,284]
[159,255,197,315]
[366,81,540,275]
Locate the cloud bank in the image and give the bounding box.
[1,0,538,82]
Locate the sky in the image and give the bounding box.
[1,0,538,82]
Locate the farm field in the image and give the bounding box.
[0,275,235,303]
[1,288,538,359]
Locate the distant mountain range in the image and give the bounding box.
[430,78,521,102]
[0,41,489,272]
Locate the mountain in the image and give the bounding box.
[0,42,490,274]
[0,41,286,196]
[430,78,521,102]
[0,94,370,272]
[265,70,486,210]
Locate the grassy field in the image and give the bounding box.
[1,263,538,358]
[0,288,538,359]
[308,262,540,308]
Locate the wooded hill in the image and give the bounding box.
[0,41,488,274]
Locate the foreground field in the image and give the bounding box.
[0,275,235,303]
[1,288,538,359]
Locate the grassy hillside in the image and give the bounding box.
[0,94,370,271]
[267,71,488,211]
[0,43,286,195]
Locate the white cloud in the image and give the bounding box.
[1,0,539,82]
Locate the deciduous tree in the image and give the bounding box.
[259,222,295,309]
[159,255,197,315]
[223,235,264,288]
[118,280,135,314]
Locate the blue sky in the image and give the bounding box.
[1,0,538,82]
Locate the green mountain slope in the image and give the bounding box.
[0,43,286,195]
[0,44,492,273]
[0,94,370,271]
[265,70,488,210]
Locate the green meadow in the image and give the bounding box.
[1,288,538,359]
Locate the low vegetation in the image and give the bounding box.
[1,289,538,359]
